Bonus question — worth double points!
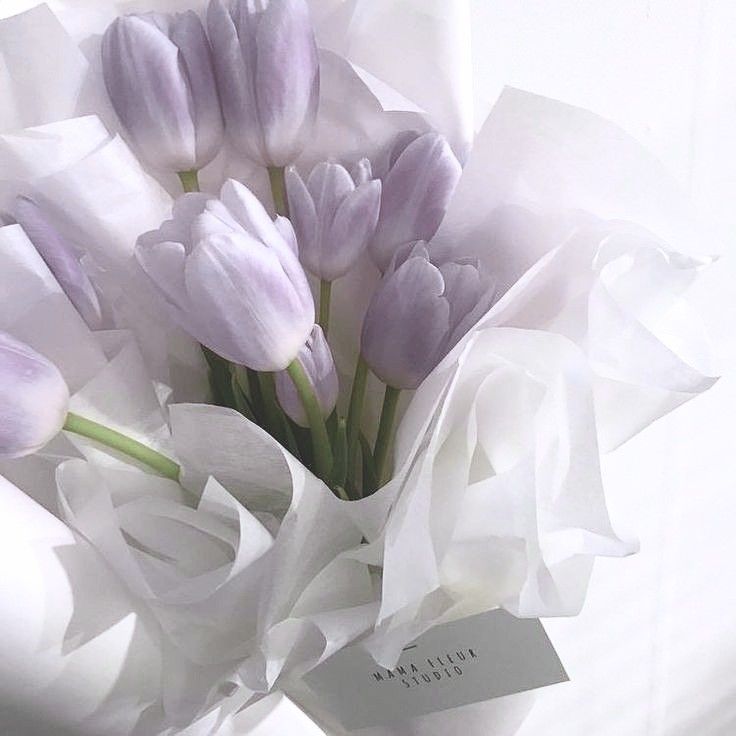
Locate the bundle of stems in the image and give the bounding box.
[195,169,402,501]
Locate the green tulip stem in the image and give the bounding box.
[319,279,332,335]
[287,359,333,482]
[177,169,200,193]
[373,385,401,486]
[257,371,284,440]
[268,166,289,217]
[63,412,180,481]
[346,355,368,486]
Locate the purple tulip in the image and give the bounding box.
[207,0,319,167]
[136,179,315,371]
[275,324,338,426]
[0,331,69,459]
[102,11,224,173]
[361,244,495,390]
[13,197,103,329]
[286,160,381,281]
[369,132,462,272]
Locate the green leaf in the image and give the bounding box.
[359,432,379,497]
[326,409,338,443]
[230,367,256,421]
[331,417,348,491]
[202,346,236,409]
[246,367,265,424]
[279,413,302,461]
[291,423,314,468]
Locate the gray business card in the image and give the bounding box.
[303,609,568,731]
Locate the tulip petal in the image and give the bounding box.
[255,0,320,165]
[136,240,188,307]
[185,232,313,370]
[362,256,450,389]
[14,197,103,329]
[192,200,244,242]
[138,192,210,253]
[219,179,292,256]
[306,161,355,204]
[306,162,353,273]
[440,260,496,345]
[169,11,225,168]
[371,132,462,271]
[102,15,197,172]
[324,179,381,280]
[285,166,318,262]
[0,331,69,459]
[207,0,266,164]
[273,216,300,257]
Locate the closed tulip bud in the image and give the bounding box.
[207,0,319,167]
[102,11,224,174]
[14,197,103,329]
[275,324,337,426]
[369,132,462,272]
[136,179,314,371]
[286,161,381,281]
[0,331,69,459]
[361,245,495,390]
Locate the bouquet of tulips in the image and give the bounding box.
[0,1,717,734]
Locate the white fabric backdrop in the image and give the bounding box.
[470,2,736,734]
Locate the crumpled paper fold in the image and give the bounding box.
[0,474,162,736]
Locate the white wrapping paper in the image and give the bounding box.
[308,0,474,161]
[430,88,717,449]
[0,4,90,130]
[0,474,162,736]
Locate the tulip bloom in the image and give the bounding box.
[0,331,69,459]
[102,11,224,175]
[275,325,338,427]
[136,179,314,372]
[0,330,180,477]
[286,161,381,282]
[369,132,462,272]
[14,197,102,329]
[207,0,319,167]
[362,245,495,390]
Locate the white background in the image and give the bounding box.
[470,2,736,734]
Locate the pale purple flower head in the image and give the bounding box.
[207,0,320,167]
[369,132,462,272]
[102,11,224,173]
[362,244,495,390]
[13,197,102,329]
[0,331,69,459]
[275,324,338,426]
[286,160,381,281]
[136,179,314,371]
